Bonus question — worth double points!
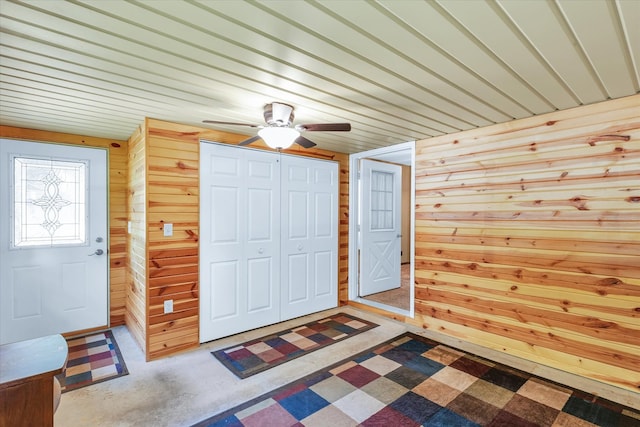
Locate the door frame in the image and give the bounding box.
[348,141,415,317]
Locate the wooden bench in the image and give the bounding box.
[0,335,68,427]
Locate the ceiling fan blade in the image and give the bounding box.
[294,135,317,148]
[238,135,262,146]
[296,123,351,132]
[203,120,260,128]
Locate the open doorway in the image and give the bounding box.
[348,141,414,317]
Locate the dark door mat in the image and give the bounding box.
[211,312,378,379]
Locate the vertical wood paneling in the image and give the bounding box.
[140,119,349,360]
[413,94,640,392]
[338,160,351,305]
[0,126,129,326]
[126,124,147,353]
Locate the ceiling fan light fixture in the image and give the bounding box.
[258,127,300,150]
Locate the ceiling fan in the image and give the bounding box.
[203,102,351,150]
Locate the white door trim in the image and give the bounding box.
[348,141,415,317]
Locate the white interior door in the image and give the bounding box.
[280,155,338,321]
[359,159,402,296]
[0,139,108,345]
[200,143,280,342]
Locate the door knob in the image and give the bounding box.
[258,248,264,254]
[89,249,104,256]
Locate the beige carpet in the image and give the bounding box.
[363,263,411,311]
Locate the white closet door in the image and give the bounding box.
[200,143,280,343]
[280,155,338,321]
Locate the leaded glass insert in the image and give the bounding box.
[13,156,87,247]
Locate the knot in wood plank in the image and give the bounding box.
[597,277,623,286]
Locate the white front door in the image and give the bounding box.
[0,139,108,345]
[359,159,402,296]
[200,143,280,342]
[280,155,338,321]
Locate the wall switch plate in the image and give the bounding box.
[128,221,132,234]
[163,223,173,237]
[163,299,173,314]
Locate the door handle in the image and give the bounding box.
[89,249,104,256]
[396,234,402,238]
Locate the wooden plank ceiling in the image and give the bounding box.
[1,0,638,154]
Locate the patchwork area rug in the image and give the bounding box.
[56,329,128,392]
[197,332,639,426]
[212,313,378,379]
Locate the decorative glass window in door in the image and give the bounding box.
[370,170,394,230]
[12,156,87,247]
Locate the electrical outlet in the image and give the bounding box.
[163,223,173,237]
[163,299,173,314]
[127,221,132,234]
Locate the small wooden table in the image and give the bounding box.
[0,334,68,427]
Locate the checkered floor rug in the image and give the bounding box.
[56,329,128,393]
[196,332,639,426]
[212,313,378,379]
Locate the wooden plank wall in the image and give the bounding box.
[126,124,147,352]
[0,126,129,326]
[412,95,640,392]
[137,118,349,360]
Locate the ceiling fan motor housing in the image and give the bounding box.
[264,102,295,127]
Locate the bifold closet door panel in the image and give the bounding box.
[280,155,339,321]
[200,143,281,343]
